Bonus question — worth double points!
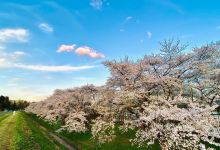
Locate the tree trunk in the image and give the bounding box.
[159,139,169,150]
[209,96,216,106]
[191,88,194,102]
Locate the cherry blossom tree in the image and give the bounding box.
[26,40,220,149]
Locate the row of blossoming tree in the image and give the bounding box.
[26,40,220,149]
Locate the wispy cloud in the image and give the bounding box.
[0,59,95,72]
[7,77,24,87]
[147,31,152,39]
[0,49,95,72]
[0,28,29,43]
[75,46,105,58]
[123,16,133,24]
[57,44,76,53]
[13,51,27,56]
[0,58,7,64]
[90,0,103,10]
[38,23,53,33]
[217,26,220,29]
[0,50,27,67]
[13,64,95,72]
[125,16,133,21]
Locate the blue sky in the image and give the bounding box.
[0,0,220,101]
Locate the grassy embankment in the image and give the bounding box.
[28,113,220,150]
[0,111,67,150]
[0,112,14,149]
[28,113,161,150]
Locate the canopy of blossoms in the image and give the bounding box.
[26,40,220,149]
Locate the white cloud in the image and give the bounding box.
[90,0,103,9]
[13,64,95,72]
[13,51,27,56]
[0,58,6,64]
[0,50,27,67]
[123,16,133,24]
[126,16,133,21]
[147,31,152,39]
[38,23,53,33]
[0,28,29,43]
[75,46,105,58]
[0,50,95,72]
[57,44,76,53]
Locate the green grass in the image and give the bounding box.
[0,111,8,116]
[0,111,67,150]
[28,113,161,150]
[28,113,63,131]
[12,111,67,150]
[201,140,220,149]
[0,112,217,150]
[0,112,11,122]
[58,129,160,150]
[28,113,220,150]
[0,112,16,149]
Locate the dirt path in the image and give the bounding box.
[48,132,77,150]
[0,113,16,150]
[38,124,78,150]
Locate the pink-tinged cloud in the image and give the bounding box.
[57,44,76,53]
[75,46,105,58]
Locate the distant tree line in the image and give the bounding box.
[0,95,30,111]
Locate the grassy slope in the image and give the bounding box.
[28,113,220,150]
[0,112,16,149]
[28,113,160,150]
[12,112,67,150]
[0,111,67,150]
[0,112,11,122]
[59,130,160,150]
[0,111,9,117]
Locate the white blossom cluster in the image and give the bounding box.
[26,86,99,133]
[91,118,115,145]
[130,97,219,149]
